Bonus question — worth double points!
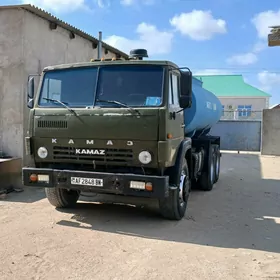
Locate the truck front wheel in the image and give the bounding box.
[159,158,191,220]
[45,188,80,208]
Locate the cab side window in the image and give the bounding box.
[169,73,179,106]
[168,73,174,106]
[172,74,179,106]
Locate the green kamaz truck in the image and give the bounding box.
[23,49,222,220]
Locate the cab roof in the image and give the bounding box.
[43,60,179,72]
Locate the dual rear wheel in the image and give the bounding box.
[159,144,221,220]
[198,144,220,191]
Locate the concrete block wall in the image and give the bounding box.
[0,9,25,159]
[0,158,23,191]
[0,7,120,163]
[261,109,280,156]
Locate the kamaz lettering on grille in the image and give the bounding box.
[75,149,105,155]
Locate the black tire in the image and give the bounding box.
[213,145,221,183]
[159,158,191,220]
[191,178,199,190]
[45,187,80,208]
[197,145,215,191]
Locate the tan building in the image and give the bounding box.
[0,4,128,158]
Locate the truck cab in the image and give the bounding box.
[23,49,221,220]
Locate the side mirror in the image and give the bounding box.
[179,70,192,108]
[27,99,34,109]
[27,77,35,109]
[28,77,35,99]
[179,95,191,109]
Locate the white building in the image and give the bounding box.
[195,74,271,120]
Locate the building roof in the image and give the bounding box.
[269,104,280,109]
[194,74,271,97]
[0,4,129,59]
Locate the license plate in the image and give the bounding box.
[71,177,103,187]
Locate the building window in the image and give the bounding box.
[238,105,252,117]
[222,105,225,116]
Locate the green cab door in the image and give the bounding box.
[166,70,185,166]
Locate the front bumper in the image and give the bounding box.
[22,167,169,198]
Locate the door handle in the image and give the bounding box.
[181,124,185,128]
[169,112,176,120]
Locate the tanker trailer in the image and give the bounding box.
[183,76,223,191]
[22,48,222,221]
[184,77,223,138]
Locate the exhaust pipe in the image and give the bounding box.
[98,31,102,59]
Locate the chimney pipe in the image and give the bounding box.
[98,31,102,59]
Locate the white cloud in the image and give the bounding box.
[226,40,266,66]
[95,0,110,8]
[226,52,258,66]
[193,69,232,76]
[120,0,155,6]
[258,71,280,91]
[252,41,267,53]
[170,10,227,40]
[226,14,269,66]
[252,10,280,39]
[104,22,173,56]
[22,0,88,13]
[120,0,134,5]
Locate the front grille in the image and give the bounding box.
[38,120,68,129]
[52,146,133,164]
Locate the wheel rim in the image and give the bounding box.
[210,158,215,184]
[216,153,220,176]
[179,169,190,207]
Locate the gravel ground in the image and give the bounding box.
[0,152,280,280]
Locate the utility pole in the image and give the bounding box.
[98,31,102,59]
[268,26,280,47]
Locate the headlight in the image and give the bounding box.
[138,151,152,164]
[37,147,48,159]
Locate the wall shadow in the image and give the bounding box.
[55,153,280,254]
[1,186,46,203]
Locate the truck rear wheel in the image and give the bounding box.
[198,146,215,191]
[213,145,221,183]
[45,187,80,208]
[159,158,191,220]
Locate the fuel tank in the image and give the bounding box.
[184,77,222,138]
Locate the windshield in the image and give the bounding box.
[38,65,164,108]
[95,65,164,107]
[38,67,98,107]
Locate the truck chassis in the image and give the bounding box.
[23,135,221,220]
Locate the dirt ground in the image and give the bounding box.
[0,152,280,280]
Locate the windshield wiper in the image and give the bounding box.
[96,99,141,116]
[43,98,78,116]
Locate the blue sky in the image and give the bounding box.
[2,0,280,105]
